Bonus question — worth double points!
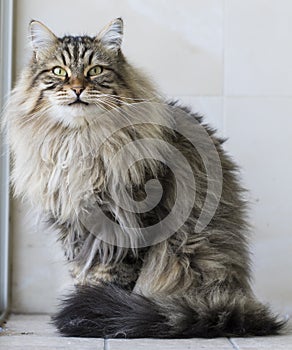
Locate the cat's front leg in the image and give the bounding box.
[71,252,146,291]
[70,261,114,286]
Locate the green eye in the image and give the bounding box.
[88,66,103,77]
[53,67,67,77]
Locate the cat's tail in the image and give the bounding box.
[52,283,286,338]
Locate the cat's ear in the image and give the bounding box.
[96,18,123,52]
[30,20,58,58]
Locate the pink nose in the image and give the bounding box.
[72,87,84,96]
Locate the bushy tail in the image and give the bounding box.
[53,284,169,338]
[53,284,286,338]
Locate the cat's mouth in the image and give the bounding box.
[68,99,89,106]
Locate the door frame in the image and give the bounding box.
[0,0,13,324]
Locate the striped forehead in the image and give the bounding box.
[59,36,99,68]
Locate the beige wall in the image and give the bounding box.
[12,0,292,314]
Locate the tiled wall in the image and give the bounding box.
[12,0,292,313]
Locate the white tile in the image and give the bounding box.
[1,314,104,350]
[125,0,224,96]
[224,97,292,309]
[230,335,292,350]
[0,336,103,350]
[172,96,224,135]
[15,0,224,96]
[225,0,292,96]
[107,338,234,350]
[11,199,73,314]
[224,97,292,238]
[252,237,292,314]
[3,314,56,337]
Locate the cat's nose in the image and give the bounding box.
[72,87,84,97]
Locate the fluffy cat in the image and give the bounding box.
[4,18,285,338]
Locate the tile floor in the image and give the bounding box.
[0,314,291,350]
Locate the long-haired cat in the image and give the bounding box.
[4,18,285,338]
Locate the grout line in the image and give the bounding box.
[179,94,292,98]
[167,94,292,99]
[104,338,109,350]
[228,338,241,350]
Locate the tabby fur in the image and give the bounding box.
[4,18,285,338]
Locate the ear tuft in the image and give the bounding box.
[30,20,58,56]
[96,18,123,52]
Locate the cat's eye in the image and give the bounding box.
[53,67,67,77]
[88,66,103,77]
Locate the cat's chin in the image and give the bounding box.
[49,104,102,128]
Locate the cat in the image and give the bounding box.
[4,18,285,338]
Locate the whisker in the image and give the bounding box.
[86,91,156,103]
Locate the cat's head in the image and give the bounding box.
[21,19,154,127]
